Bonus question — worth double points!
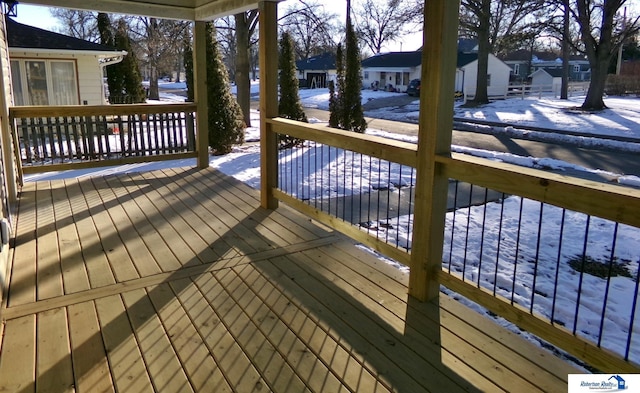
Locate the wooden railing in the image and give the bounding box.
[266,117,640,373]
[269,118,416,266]
[10,103,197,174]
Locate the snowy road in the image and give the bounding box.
[296,106,640,179]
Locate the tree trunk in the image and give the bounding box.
[560,0,569,100]
[149,67,159,100]
[582,59,607,110]
[472,0,490,104]
[235,13,251,127]
[147,18,160,101]
[576,0,620,111]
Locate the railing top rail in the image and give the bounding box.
[9,103,197,119]
[268,117,418,168]
[438,152,640,228]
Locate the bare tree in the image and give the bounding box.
[460,0,546,104]
[234,11,258,127]
[215,16,237,79]
[280,0,340,59]
[353,0,421,54]
[573,0,639,110]
[129,17,190,100]
[50,8,99,42]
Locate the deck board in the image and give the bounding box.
[0,166,582,392]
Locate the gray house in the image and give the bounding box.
[501,50,591,83]
[530,68,563,91]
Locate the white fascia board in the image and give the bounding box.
[10,48,127,58]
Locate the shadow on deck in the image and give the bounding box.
[0,166,579,392]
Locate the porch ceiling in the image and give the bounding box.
[17,0,283,21]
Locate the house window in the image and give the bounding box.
[573,64,580,73]
[10,59,79,106]
[487,74,492,86]
[514,63,520,75]
[364,71,369,80]
[10,61,23,105]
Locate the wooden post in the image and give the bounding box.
[0,16,17,205]
[409,0,460,301]
[193,21,209,169]
[259,1,278,209]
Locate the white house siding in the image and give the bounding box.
[362,67,421,92]
[9,51,107,105]
[458,54,511,97]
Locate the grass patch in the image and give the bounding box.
[568,255,633,280]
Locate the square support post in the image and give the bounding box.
[194,21,210,169]
[259,1,279,209]
[409,0,460,301]
[0,16,17,205]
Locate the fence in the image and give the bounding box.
[464,82,591,102]
[10,103,197,173]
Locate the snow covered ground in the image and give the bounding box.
[26,87,640,368]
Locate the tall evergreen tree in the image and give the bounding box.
[328,80,339,128]
[183,31,194,102]
[343,2,367,133]
[97,13,119,103]
[278,31,307,147]
[329,43,345,129]
[205,22,245,155]
[111,19,146,103]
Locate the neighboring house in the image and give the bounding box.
[529,68,563,92]
[501,50,591,83]
[6,18,125,106]
[530,57,591,82]
[360,51,422,92]
[295,52,336,89]
[455,52,511,97]
[360,38,510,96]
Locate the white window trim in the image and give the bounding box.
[11,58,79,106]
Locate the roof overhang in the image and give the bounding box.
[362,67,416,72]
[17,0,283,21]
[9,47,127,59]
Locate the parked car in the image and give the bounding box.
[407,79,421,96]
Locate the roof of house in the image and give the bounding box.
[531,68,564,78]
[457,52,478,68]
[457,38,478,53]
[296,53,336,71]
[361,51,422,68]
[6,18,117,52]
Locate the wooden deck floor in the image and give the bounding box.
[0,166,581,392]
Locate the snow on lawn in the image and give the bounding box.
[364,195,640,363]
[299,87,404,110]
[455,96,640,139]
